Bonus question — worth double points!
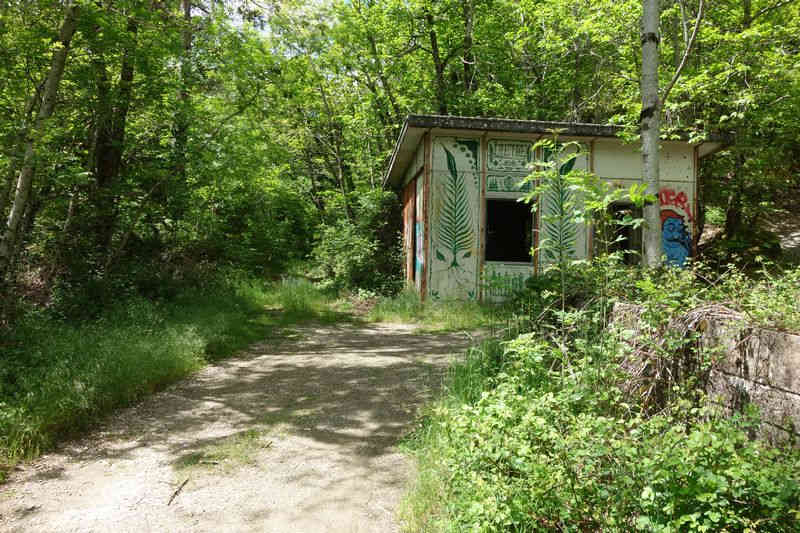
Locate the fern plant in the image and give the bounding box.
[541,147,578,268]
[522,134,588,317]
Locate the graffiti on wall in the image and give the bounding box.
[659,188,693,267]
[430,138,480,300]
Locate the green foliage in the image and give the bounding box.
[710,264,800,333]
[0,274,336,477]
[3,0,800,321]
[534,140,580,268]
[369,289,499,332]
[187,175,314,275]
[311,189,403,294]
[403,261,800,532]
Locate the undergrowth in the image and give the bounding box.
[0,275,340,480]
[368,289,502,331]
[401,262,800,532]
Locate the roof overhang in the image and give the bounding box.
[384,114,728,188]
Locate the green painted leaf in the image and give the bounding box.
[437,145,474,269]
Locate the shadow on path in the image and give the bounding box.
[0,322,477,533]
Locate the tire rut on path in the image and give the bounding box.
[0,323,476,533]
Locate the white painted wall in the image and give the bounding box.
[423,135,698,299]
[429,136,482,300]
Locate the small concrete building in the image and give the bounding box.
[384,115,723,301]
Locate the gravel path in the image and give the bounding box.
[0,323,476,533]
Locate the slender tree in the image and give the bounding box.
[0,1,80,281]
[640,0,662,267]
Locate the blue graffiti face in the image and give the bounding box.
[662,216,691,267]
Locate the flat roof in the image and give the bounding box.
[384,114,726,187]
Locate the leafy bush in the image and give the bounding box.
[311,189,403,294]
[403,263,800,532]
[408,329,800,532]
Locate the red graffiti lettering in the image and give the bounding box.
[659,187,693,222]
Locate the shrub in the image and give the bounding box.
[311,189,403,294]
[403,262,800,532]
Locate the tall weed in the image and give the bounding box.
[369,290,499,331]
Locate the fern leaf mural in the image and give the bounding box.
[436,146,474,269]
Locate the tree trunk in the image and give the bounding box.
[641,0,663,267]
[173,0,192,190]
[0,80,44,223]
[425,11,448,115]
[88,15,139,260]
[742,0,752,28]
[0,164,14,224]
[462,0,475,94]
[0,1,79,281]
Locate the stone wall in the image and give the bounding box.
[613,302,800,445]
[703,318,800,444]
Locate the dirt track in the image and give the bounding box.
[0,323,475,533]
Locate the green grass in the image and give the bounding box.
[368,289,502,331]
[173,428,273,473]
[0,277,341,480]
[399,342,503,532]
[399,340,505,532]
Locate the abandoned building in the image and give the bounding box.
[384,115,724,300]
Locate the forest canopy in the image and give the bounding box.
[0,0,798,314]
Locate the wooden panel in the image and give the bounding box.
[402,179,416,284]
[479,135,488,300]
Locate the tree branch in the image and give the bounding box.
[661,0,704,107]
[753,0,798,22]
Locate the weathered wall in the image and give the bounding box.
[702,318,800,445]
[613,303,800,446]
[415,173,424,292]
[401,179,415,283]
[422,135,699,300]
[400,139,427,292]
[402,140,425,188]
[429,137,482,300]
[594,140,696,266]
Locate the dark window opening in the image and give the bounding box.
[485,199,533,262]
[596,203,642,265]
